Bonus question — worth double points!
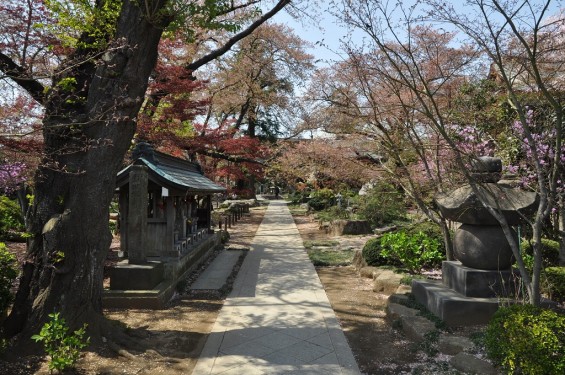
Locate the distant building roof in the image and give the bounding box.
[116,143,226,194]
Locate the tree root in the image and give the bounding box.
[107,340,136,360]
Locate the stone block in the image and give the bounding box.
[400,315,436,342]
[373,270,404,294]
[103,281,171,309]
[450,353,498,375]
[412,279,503,326]
[330,220,372,236]
[438,334,474,355]
[104,233,222,309]
[352,250,367,270]
[359,266,381,279]
[442,261,520,298]
[385,302,418,322]
[109,260,164,290]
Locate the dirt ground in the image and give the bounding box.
[1,206,266,375]
[3,203,458,374]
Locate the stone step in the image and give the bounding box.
[190,249,245,290]
[450,353,498,374]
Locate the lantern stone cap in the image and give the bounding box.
[435,183,538,225]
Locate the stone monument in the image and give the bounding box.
[412,156,538,325]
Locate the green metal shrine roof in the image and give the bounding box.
[116,144,226,194]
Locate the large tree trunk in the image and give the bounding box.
[558,195,565,267]
[3,0,169,345]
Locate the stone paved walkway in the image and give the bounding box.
[192,200,361,375]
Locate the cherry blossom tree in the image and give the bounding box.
[0,0,298,347]
[325,0,565,304]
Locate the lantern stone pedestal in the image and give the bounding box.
[412,261,520,326]
[442,261,519,298]
[412,278,504,326]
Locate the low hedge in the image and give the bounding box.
[361,230,444,272]
[485,304,565,375]
[362,238,387,267]
[0,196,24,240]
[0,242,18,313]
[521,238,560,267]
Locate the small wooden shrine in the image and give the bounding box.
[115,142,225,261]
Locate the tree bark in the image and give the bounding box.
[3,0,170,344]
[559,196,565,266]
[439,219,454,261]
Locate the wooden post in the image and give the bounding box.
[127,165,148,264]
[165,196,175,255]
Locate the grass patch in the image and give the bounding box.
[308,249,355,267]
[303,239,340,249]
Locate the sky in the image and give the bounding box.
[270,1,565,68]
[272,5,351,66]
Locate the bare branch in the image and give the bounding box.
[195,147,266,166]
[0,51,45,103]
[185,0,291,72]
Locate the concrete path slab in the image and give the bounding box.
[191,250,243,290]
[193,201,361,375]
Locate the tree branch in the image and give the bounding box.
[195,148,266,166]
[0,52,45,103]
[185,0,291,72]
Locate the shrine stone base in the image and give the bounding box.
[411,261,520,326]
[109,261,164,290]
[104,232,222,309]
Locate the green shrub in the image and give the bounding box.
[521,238,560,267]
[32,312,90,373]
[404,221,444,245]
[314,206,351,222]
[356,183,406,227]
[379,231,444,273]
[289,191,309,205]
[0,242,18,314]
[485,304,565,375]
[521,251,535,271]
[308,188,335,211]
[0,196,24,239]
[542,267,565,303]
[362,238,387,266]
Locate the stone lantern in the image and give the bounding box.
[412,156,538,326]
